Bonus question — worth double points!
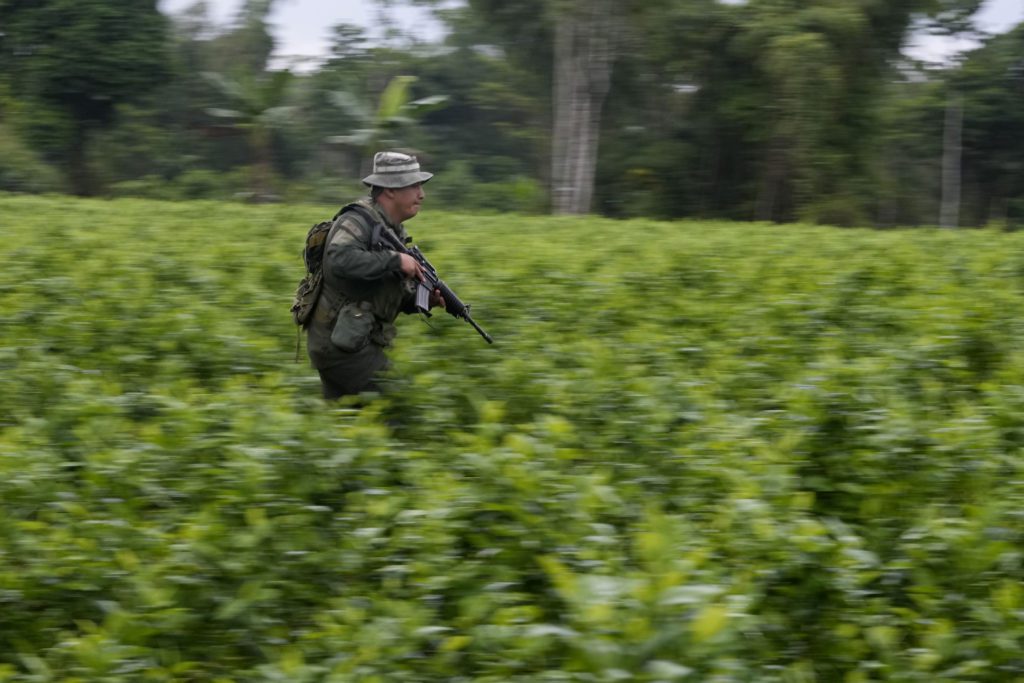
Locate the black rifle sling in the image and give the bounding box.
[344,204,399,251]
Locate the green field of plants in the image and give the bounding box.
[2,194,1024,682]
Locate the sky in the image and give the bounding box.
[906,0,1024,63]
[158,0,1024,68]
[158,0,447,69]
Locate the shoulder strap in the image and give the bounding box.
[317,203,388,276]
[341,203,384,247]
[319,213,349,270]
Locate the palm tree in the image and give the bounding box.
[203,69,296,200]
[324,75,447,176]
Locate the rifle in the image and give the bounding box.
[375,228,494,344]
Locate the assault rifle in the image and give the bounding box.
[375,228,494,344]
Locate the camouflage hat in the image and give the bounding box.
[361,151,434,188]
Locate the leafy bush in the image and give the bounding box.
[107,174,179,200]
[2,196,1024,681]
[429,160,546,214]
[0,123,63,193]
[798,192,871,227]
[1008,198,1024,231]
[109,169,250,202]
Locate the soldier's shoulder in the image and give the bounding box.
[342,199,384,228]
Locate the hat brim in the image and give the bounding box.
[361,170,434,188]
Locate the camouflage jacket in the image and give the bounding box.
[306,198,417,367]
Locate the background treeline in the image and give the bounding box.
[0,0,1022,227]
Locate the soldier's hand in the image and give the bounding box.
[430,288,446,310]
[398,253,424,282]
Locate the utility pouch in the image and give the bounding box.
[330,301,375,353]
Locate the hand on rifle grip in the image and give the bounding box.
[398,253,424,282]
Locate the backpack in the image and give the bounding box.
[290,203,382,330]
[290,209,345,329]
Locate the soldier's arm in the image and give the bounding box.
[324,215,402,281]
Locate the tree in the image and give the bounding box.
[0,0,170,195]
[625,0,989,225]
[871,17,1022,228]
[204,0,278,76]
[952,23,1024,226]
[727,0,965,223]
[0,86,63,192]
[324,75,448,176]
[203,69,297,199]
[873,75,946,226]
[548,0,624,214]
[940,93,963,228]
[462,0,634,214]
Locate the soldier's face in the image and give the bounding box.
[386,183,426,222]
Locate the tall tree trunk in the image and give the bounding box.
[550,0,619,215]
[756,140,788,222]
[940,94,963,229]
[68,124,96,196]
[251,125,273,200]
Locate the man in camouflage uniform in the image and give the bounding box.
[307,151,441,399]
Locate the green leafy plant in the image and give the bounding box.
[2,195,1024,681]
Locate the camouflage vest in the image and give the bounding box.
[302,199,413,360]
[292,199,398,321]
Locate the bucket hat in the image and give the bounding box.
[361,151,434,188]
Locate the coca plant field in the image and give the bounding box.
[2,193,1024,682]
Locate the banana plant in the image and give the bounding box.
[203,69,297,200]
[324,75,448,170]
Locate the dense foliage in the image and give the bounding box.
[0,1,1022,226]
[0,0,170,195]
[3,194,1024,680]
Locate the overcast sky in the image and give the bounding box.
[158,0,1024,67]
[158,0,446,68]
